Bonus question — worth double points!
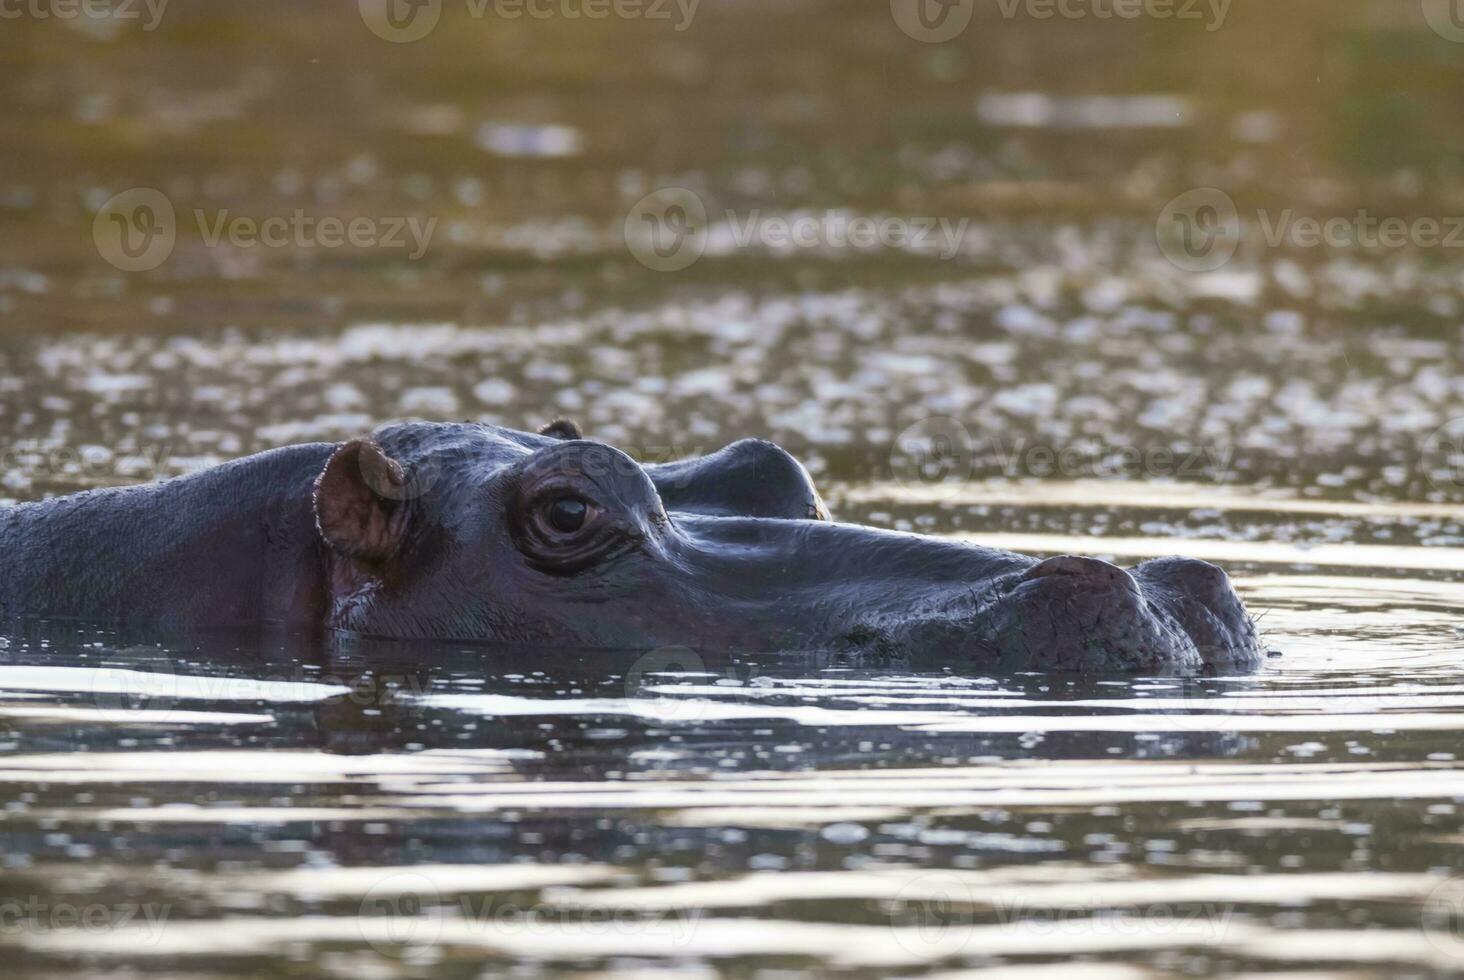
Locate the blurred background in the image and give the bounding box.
[0,0,1461,511]
[6,0,1464,321]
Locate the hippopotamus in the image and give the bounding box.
[0,421,1262,674]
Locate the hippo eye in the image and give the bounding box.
[513,489,620,574]
[510,445,651,574]
[545,496,592,534]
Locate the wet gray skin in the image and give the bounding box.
[0,421,1261,674]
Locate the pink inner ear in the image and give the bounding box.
[314,440,406,564]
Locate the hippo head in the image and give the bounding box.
[311,421,1261,674]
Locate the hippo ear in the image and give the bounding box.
[538,418,583,440]
[313,439,410,565]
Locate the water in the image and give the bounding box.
[4,0,1464,975]
[1,572,1463,976]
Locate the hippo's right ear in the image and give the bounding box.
[538,418,583,440]
[313,440,410,566]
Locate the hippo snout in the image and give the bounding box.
[954,552,1260,674]
[1133,556,1262,672]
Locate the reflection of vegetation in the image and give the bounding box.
[1324,29,1464,175]
[3,0,1464,334]
[6,0,1463,199]
[1336,92,1435,174]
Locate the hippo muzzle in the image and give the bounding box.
[641,513,1260,674]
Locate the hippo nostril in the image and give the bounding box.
[1137,556,1231,603]
[1021,555,1139,594]
[1131,556,1260,671]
